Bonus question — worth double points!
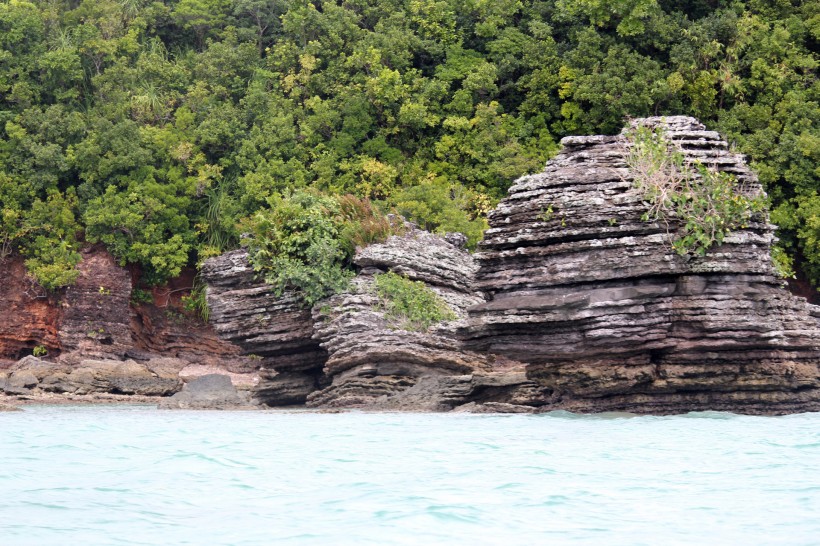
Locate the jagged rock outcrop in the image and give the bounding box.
[307,230,501,409]
[201,249,326,405]
[460,116,820,415]
[200,230,537,410]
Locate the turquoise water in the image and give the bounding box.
[1,407,819,545]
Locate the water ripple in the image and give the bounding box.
[1,407,820,545]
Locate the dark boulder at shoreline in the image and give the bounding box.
[158,374,255,410]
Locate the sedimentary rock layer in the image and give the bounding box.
[201,249,326,404]
[461,116,820,414]
[307,230,499,409]
[1,246,258,403]
[0,256,60,360]
[59,247,133,363]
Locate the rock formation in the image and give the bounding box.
[200,232,536,410]
[0,246,258,403]
[308,229,516,410]
[0,255,60,360]
[201,249,327,405]
[59,247,134,363]
[1,355,180,396]
[4,116,820,415]
[459,116,820,415]
[159,374,254,410]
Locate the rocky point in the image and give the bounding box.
[3,116,820,414]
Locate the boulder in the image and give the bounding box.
[38,359,180,396]
[4,356,63,394]
[158,374,254,410]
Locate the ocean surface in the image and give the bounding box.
[1,406,819,545]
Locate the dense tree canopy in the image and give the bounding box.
[0,0,817,289]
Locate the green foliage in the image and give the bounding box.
[0,185,83,291]
[539,204,554,222]
[625,125,766,256]
[374,271,457,331]
[130,287,154,305]
[771,245,796,280]
[391,179,489,249]
[83,180,194,283]
[246,190,399,306]
[181,278,210,322]
[32,345,48,357]
[0,0,817,288]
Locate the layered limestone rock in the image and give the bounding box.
[201,249,326,405]
[201,231,538,410]
[461,116,820,415]
[307,229,510,409]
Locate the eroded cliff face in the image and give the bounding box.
[200,231,534,409]
[0,246,258,401]
[460,116,820,414]
[0,256,60,361]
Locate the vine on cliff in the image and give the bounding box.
[624,126,766,257]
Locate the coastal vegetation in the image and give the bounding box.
[0,0,817,291]
[625,125,767,257]
[374,271,456,330]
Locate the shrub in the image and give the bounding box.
[391,179,490,250]
[130,288,154,305]
[181,278,210,323]
[19,190,82,291]
[373,271,456,331]
[624,125,766,256]
[245,190,401,306]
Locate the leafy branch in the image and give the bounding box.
[624,126,766,257]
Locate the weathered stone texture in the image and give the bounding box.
[58,247,133,363]
[3,356,181,396]
[159,374,254,410]
[201,249,326,405]
[0,256,60,364]
[307,230,509,409]
[460,116,820,414]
